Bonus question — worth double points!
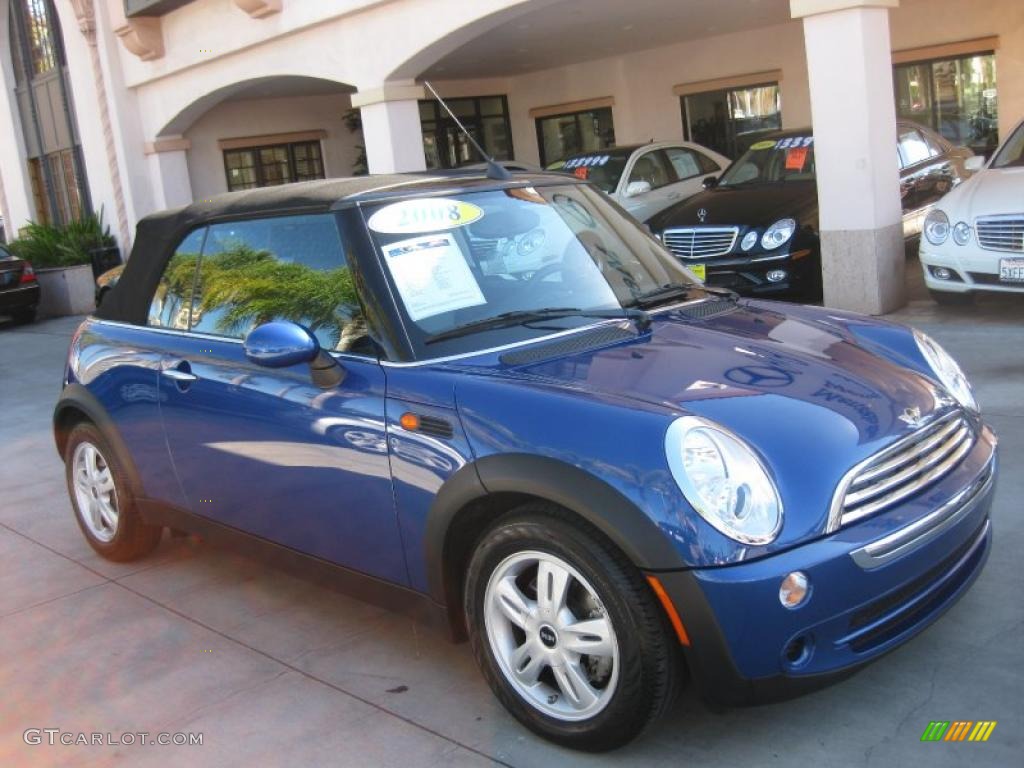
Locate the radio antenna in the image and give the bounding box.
[423,80,511,180]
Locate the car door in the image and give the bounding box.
[619,149,677,221]
[155,213,407,584]
[662,146,716,205]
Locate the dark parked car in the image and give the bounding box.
[647,122,974,301]
[0,244,40,323]
[56,173,994,750]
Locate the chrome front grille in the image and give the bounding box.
[976,215,1024,252]
[831,410,974,530]
[662,227,738,259]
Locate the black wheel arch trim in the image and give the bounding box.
[423,453,689,608]
[53,383,144,496]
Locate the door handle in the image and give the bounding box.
[163,369,198,383]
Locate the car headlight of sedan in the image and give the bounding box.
[923,209,950,245]
[665,416,783,545]
[761,218,796,250]
[952,221,972,246]
[913,329,978,412]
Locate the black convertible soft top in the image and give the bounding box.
[96,172,568,325]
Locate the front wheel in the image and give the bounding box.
[464,507,682,751]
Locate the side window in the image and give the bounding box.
[696,151,721,174]
[627,151,672,190]
[148,227,205,330]
[898,127,935,167]
[189,213,371,354]
[663,148,703,181]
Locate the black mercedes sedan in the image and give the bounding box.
[646,122,974,302]
[0,244,40,324]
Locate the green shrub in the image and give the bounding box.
[7,209,116,268]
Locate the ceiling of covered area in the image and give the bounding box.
[422,0,792,79]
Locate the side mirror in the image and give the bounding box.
[244,321,319,368]
[964,155,985,172]
[702,175,719,189]
[624,180,652,198]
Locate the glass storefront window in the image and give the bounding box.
[535,107,616,167]
[682,83,781,159]
[894,52,998,156]
[419,95,514,169]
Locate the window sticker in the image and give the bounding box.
[785,147,809,171]
[367,198,484,235]
[573,166,589,180]
[564,155,610,170]
[750,140,776,151]
[775,136,814,149]
[380,233,486,322]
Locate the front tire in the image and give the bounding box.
[64,422,162,561]
[464,506,681,751]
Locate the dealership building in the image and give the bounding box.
[0,0,1021,313]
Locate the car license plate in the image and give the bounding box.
[999,258,1024,282]
[689,263,706,281]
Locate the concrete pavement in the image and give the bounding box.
[1,273,1021,767]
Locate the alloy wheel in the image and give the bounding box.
[72,441,119,543]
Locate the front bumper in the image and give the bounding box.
[700,248,821,300]
[654,423,996,706]
[0,283,40,313]
[920,245,1024,294]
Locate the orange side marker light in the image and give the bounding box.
[646,575,691,646]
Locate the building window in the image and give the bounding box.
[27,149,84,226]
[535,107,615,168]
[894,52,998,156]
[419,96,513,169]
[223,140,325,192]
[21,0,58,76]
[681,83,781,160]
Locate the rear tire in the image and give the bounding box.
[929,289,973,306]
[64,422,163,561]
[464,505,682,751]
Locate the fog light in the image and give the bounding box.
[933,266,952,280]
[779,571,810,609]
[766,269,787,283]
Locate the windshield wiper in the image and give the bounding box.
[630,283,702,308]
[423,306,651,345]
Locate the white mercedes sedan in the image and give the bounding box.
[920,118,1024,303]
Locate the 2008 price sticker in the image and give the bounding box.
[367,198,484,234]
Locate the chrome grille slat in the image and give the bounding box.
[977,214,1024,252]
[831,410,974,530]
[662,227,738,259]
[844,424,969,507]
[849,417,962,487]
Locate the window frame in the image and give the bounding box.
[222,139,325,192]
[534,106,616,167]
[419,94,514,170]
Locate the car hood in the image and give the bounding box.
[940,166,1024,219]
[646,181,818,230]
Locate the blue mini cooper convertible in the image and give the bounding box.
[56,172,996,751]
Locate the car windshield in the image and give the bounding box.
[718,136,816,186]
[992,122,1024,168]
[362,183,702,359]
[558,151,631,193]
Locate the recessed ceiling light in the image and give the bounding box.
[622,23,634,30]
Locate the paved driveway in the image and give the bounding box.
[2,287,1022,767]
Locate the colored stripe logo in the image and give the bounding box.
[921,721,996,742]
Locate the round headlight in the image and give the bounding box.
[665,416,783,545]
[952,221,971,246]
[518,227,546,256]
[761,218,796,250]
[913,329,978,412]
[924,209,950,245]
[740,231,759,251]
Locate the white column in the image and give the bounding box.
[351,82,426,174]
[793,0,905,314]
[0,9,36,235]
[145,138,193,209]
